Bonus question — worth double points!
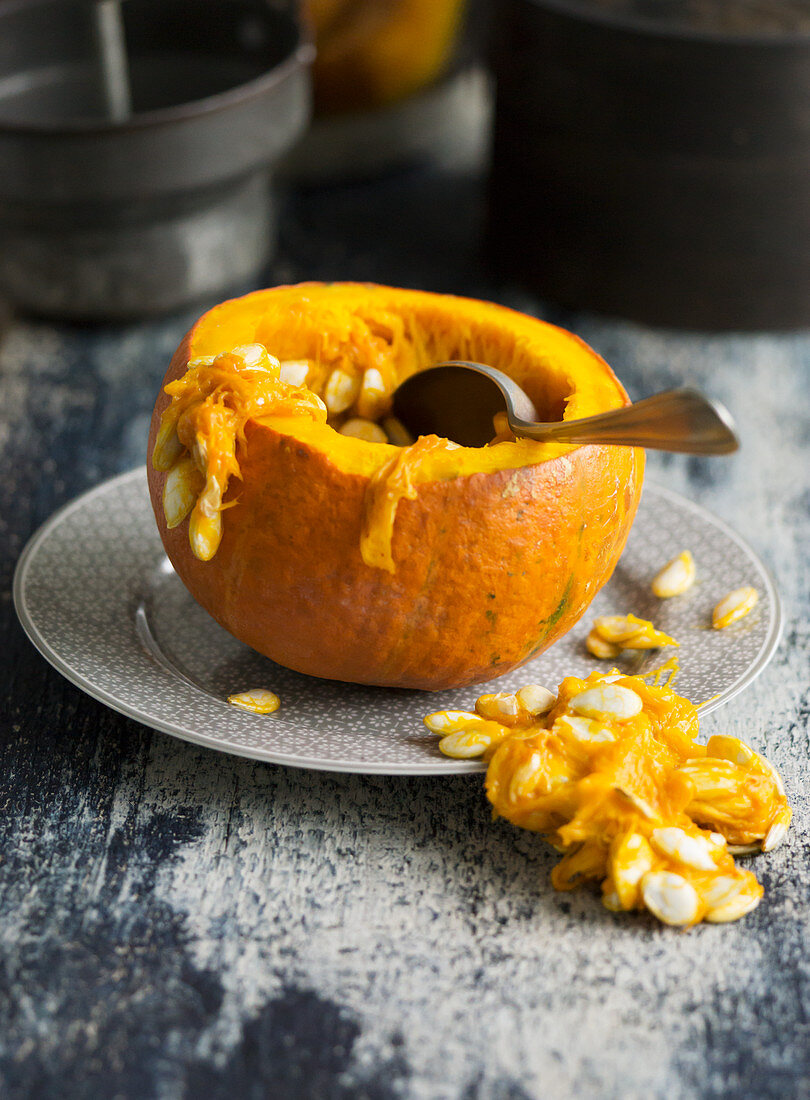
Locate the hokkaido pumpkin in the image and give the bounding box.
[146,283,644,690]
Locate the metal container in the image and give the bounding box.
[0,0,312,319]
[486,0,810,329]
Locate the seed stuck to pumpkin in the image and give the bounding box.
[339,417,389,444]
[324,367,361,414]
[381,416,415,447]
[163,456,205,529]
[279,359,311,387]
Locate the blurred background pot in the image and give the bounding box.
[0,0,312,320]
[486,0,810,330]
[287,0,491,180]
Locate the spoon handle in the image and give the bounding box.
[512,389,740,455]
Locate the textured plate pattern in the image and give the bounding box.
[14,468,781,775]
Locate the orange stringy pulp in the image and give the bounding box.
[425,671,791,926]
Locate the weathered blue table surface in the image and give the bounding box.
[1,166,808,1100]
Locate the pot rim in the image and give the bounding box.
[0,0,314,138]
[523,0,810,48]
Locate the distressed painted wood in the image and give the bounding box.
[0,172,808,1099]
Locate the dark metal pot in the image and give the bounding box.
[0,0,312,320]
[486,0,810,329]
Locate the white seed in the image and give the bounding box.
[602,891,623,912]
[705,889,761,923]
[231,343,274,369]
[152,417,185,471]
[162,456,204,529]
[760,755,786,797]
[189,506,222,562]
[650,827,717,871]
[227,688,280,714]
[706,734,756,767]
[423,710,483,735]
[382,416,415,447]
[586,628,621,660]
[339,417,388,444]
[356,367,389,419]
[508,752,543,801]
[192,438,209,474]
[762,810,791,852]
[476,692,519,720]
[278,359,311,387]
[611,833,655,909]
[727,844,761,856]
[187,355,216,369]
[324,367,361,414]
[652,550,696,598]
[615,787,659,821]
[439,729,493,759]
[570,684,643,721]
[702,876,745,910]
[592,615,645,644]
[557,716,616,743]
[516,684,556,716]
[708,832,727,848]
[641,871,700,926]
[712,586,758,629]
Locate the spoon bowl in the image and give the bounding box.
[391,361,740,454]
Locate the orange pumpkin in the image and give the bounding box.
[146,283,643,690]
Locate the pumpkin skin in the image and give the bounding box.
[147,284,644,691]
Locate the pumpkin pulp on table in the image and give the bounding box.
[147,284,644,690]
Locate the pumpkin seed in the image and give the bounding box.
[279,359,311,387]
[570,684,643,721]
[515,684,556,716]
[439,729,493,759]
[704,887,761,923]
[712,586,758,629]
[152,416,184,471]
[339,417,388,444]
[382,416,415,447]
[650,826,717,871]
[227,688,280,714]
[556,716,616,743]
[641,871,700,926]
[762,807,791,852]
[476,692,519,720]
[651,550,696,598]
[423,710,483,734]
[586,628,621,660]
[324,367,361,414]
[162,456,204,529]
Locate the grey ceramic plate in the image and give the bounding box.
[14,468,781,775]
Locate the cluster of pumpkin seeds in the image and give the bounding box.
[426,671,790,927]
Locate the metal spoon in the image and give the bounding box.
[391,361,739,454]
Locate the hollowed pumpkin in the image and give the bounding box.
[146,283,644,690]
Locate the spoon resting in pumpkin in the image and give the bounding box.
[391,361,739,453]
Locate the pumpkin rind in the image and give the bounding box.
[147,283,644,690]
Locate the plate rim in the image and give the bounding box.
[13,468,783,776]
